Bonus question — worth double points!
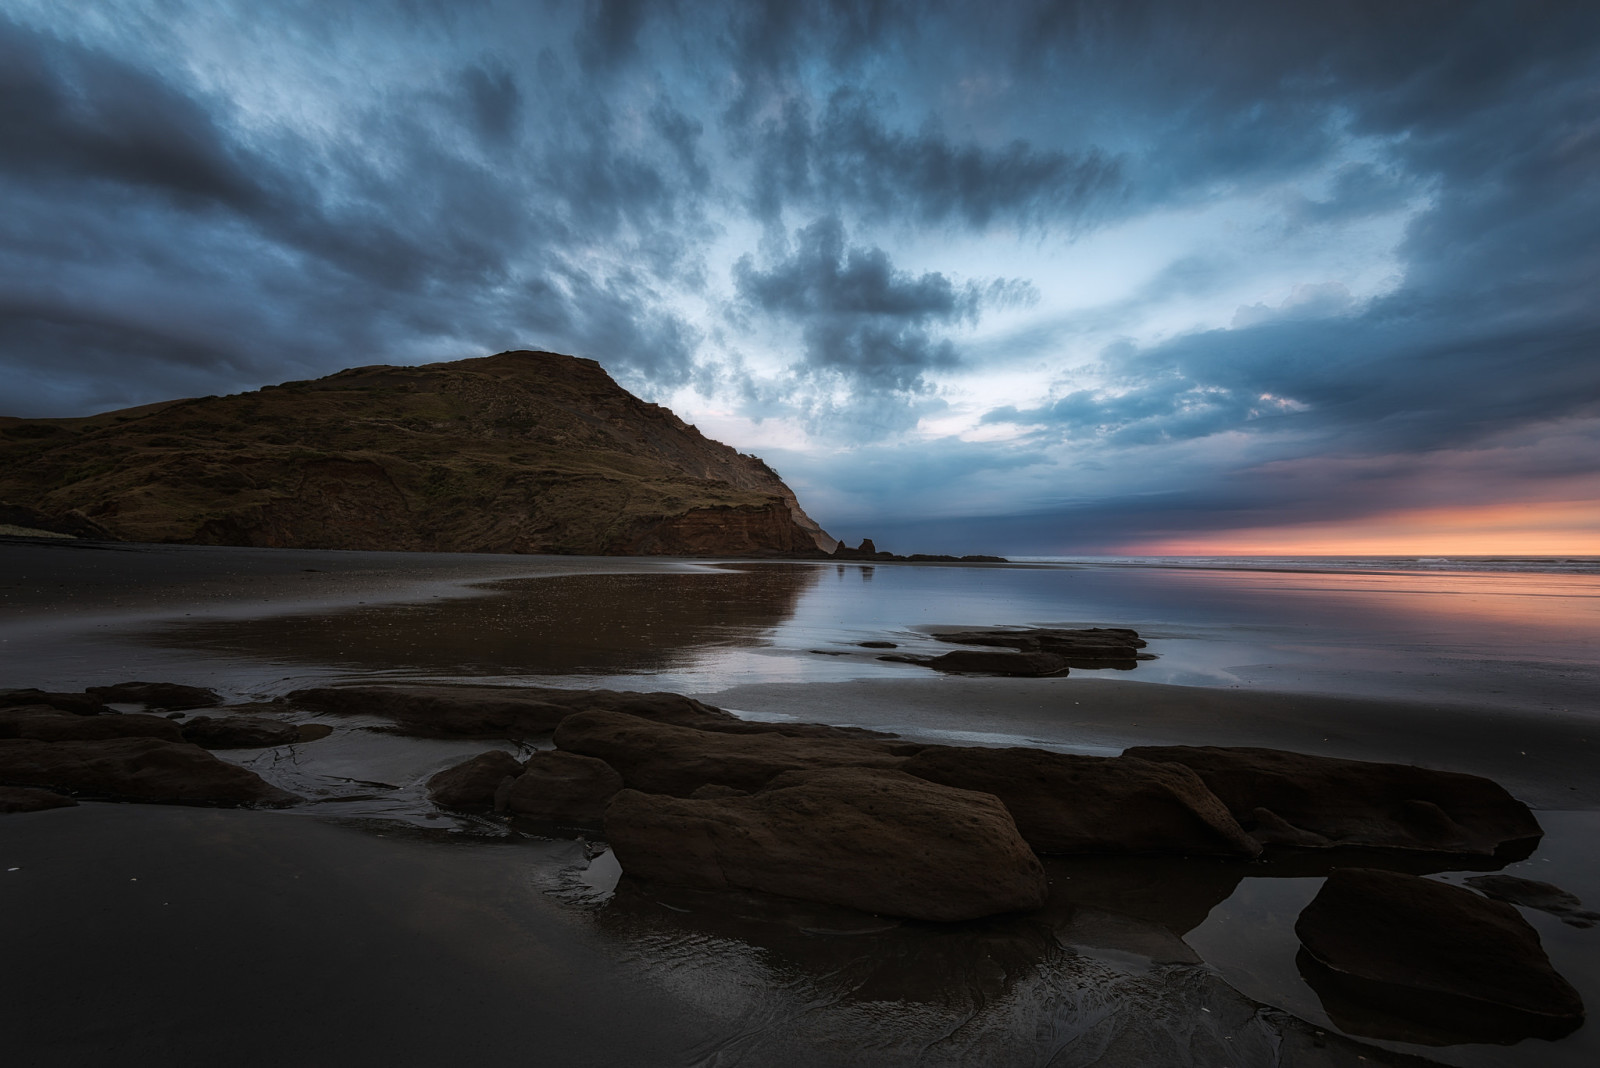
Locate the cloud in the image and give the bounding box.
[737,89,1125,232]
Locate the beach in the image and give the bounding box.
[2,538,1597,1067]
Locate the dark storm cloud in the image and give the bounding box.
[734,216,1031,395]
[0,21,262,211]
[739,90,1126,230]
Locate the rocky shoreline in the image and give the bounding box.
[2,665,1587,1048]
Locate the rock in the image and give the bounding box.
[0,707,184,743]
[857,641,897,649]
[604,767,1049,922]
[0,737,298,807]
[935,627,1146,661]
[688,783,748,799]
[1295,868,1583,1043]
[901,745,1260,857]
[553,710,910,797]
[0,785,77,813]
[180,716,306,749]
[425,750,524,809]
[85,681,223,710]
[499,750,624,821]
[1466,874,1600,928]
[1125,745,1542,856]
[286,684,738,738]
[0,689,110,716]
[923,650,1068,676]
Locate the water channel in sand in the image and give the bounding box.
[3,542,1598,1066]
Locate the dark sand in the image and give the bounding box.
[3,538,1597,1066]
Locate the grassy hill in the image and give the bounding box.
[0,351,836,556]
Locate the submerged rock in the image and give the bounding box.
[553,710,912,797]
[1466,874,1600,928]
[0,737,298,807]
[923,650,1068,676]
[500,750,624,822]
[934,627,1146,662]
[85,681,223,711]
[1125,745,1542,856]
[0,784,77,813]
[0,707,183,743]
[180,715,306,749]
[425,750,523,809]
[604,766,1049,922]
[1295,867,1583,1044]
[902,745,1260,857]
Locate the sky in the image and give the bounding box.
[3,1,1597,556]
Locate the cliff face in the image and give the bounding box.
[0,351,837,556]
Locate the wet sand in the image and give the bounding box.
[3,538,1598,1066]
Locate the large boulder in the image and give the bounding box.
[604,767,1049,922]
[902,746,1260,857]
[425,750,524,809]
[286,684,738,738]
[0,737,298,807]
[0,707,183,743]
[85,681,222,711]
[1296,868,1583,1043]
[1125,745,1542,856]
[500,750,624,821]
[553,710,910,796]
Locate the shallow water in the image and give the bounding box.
[5,543,1599,1066]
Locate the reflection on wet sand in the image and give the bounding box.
[150,565,821,676]
[583,853,1454,1066]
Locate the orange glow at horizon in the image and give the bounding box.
[1121,498,1600,556]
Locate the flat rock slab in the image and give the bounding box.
[923,650,1068,676]
[287,684,737,738]
[0,737,298,807]
[554,709,914,796]
[0,689,110,716]
[180,715,308,749]
[0,707,183,743]
[1296,867,1584,1044]
[86,681,222,711]
[934,627,1147,661]
[902,745,1260,857]
[605,766,1049,922]
[1125,745,1542,856]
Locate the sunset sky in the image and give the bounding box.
[3,2,1596,555]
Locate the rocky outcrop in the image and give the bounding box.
[1125,745,1542,856]
[604,767,1049,922]
[902,745,1260,857]
[553,710,913,797]
[0,737,298,807]
[0,350,835,556]
[1295,868,1583,1043]
[0,689,111,716]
